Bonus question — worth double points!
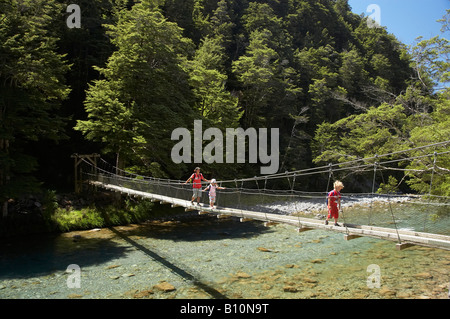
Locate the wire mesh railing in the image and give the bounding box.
[82,170,450,236]
[77,141,450,237]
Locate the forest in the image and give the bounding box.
[1,0,449,224]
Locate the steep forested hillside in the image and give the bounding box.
[1,0,449,214]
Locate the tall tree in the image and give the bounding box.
[0,0,70,216]
[210,0,236,52]
[184,36,242,129]
[75,0,196,178]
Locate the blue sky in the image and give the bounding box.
[348,0,449,46]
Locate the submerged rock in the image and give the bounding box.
[378,287,396,297]
[154,281,176,292]
[105,264,121,270]
[133,289,154,298]
[235,271,251,279]
[283,286,298,293]
[257,247,278,253]
[414,272,433,280]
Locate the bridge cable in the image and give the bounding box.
[290,173,301,229]
[368,157,378,226]
[216,180,223,208]
[255,178,268,222]
[423,152,438,232]
[236,179,244,219]
[379,167,402,244]
[263,176,268,221]
[94,146,450,188]
[325,163,332,222]
[215,141,450,184]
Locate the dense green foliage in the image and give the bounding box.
[1,0,449,217]
[0,0,71,201]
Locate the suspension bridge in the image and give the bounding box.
[73,141,450,251]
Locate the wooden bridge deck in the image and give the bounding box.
[89,180,450,251]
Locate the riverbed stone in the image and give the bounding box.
[257,247,277,252]
[235,271,251,279]
[154,281,176,292]
[378,287,396,297]
[106,264,120,269]
[414,272,433,279]
[133,289,154,298]
[303,277,318,284]
[283,286,298,293]
[396,291,412,298]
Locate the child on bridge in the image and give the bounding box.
[203,179,226,208]
[325,180,344,226]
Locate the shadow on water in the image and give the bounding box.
[0,209,273,299]
[0,233,129,280]
[108,226,228,299]
[122,212,275,242]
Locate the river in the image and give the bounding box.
[0,204,449,299]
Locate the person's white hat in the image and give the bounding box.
[211,179,216,183]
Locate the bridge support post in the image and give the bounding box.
[264,221,278,227]
[344,234,362,241]
[71,153,100,194]
[396,242,415,250]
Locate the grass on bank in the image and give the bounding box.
[42,191,158,232]
[0,190,177,237]
[49,202,156,232]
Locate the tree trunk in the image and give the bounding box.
[0,137,10,218]
[2,201,7,218]
[115,150,124,176]
[114,151,123,205]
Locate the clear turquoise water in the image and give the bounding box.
[0,208,449,299]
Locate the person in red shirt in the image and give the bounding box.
[184,167,209,205]
[325,180,344,226]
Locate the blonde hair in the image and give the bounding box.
[334,180,344,189]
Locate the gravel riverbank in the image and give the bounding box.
[252,194,415,216]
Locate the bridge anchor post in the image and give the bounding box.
[71,153,100,194]
[344,234,361,241]
[396,242,415,250]
[264,221,278,227]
